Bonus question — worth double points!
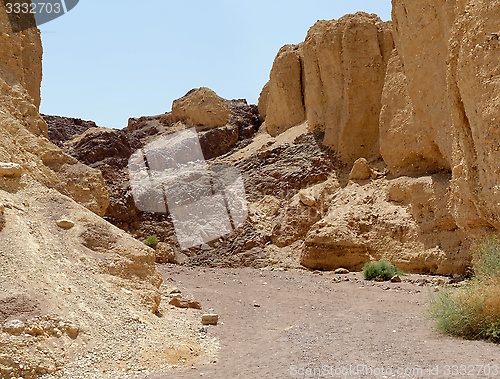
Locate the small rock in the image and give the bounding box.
[56,219,75,229]
[0,203,4,213]
[299,192,316,207]
[0,162,23,178]
[64,323,79,339]
[450,274,464,283]
[334,268,350,275]
[245,240,257,249]
[432,278,446,286]
[155,242,177,264]
[253,303,261,308]
[3,319,25,335]
[349,158,373,180]
[169,297,202,310]
[201,314,219,325]
[390,275,402,283]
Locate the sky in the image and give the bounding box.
[39,1,392,129]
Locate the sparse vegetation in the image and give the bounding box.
[144,235,159,249]
[362,260,403,281]
[430,236,500,342]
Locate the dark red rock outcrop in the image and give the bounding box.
[42,114,97,148]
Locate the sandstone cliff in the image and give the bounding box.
[382,0,500,232]
[257,2,500,274]
[259,12,394,164]
[0,7,211,379]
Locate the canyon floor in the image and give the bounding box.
[152,266,500,379]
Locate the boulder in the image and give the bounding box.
[349,158,373,181]
[172,87,231,129]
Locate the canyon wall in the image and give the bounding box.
[384,0,500,232]
[0,6,207,378]
[260,1,500,273]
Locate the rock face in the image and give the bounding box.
[0,6,210,378]
[43,114,97,148]
[382,1,453,172]
[301,174,467,274]
[172,87,232,129]
[255,1,500,274]
[259,12,393,164]
[384,0,500,233]
[379,50,448,174]
[0,8,109,217]
[261,44,306,136]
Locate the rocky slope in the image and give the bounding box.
[46,1,499,279]
[0,6,214,379]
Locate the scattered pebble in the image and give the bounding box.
[390,275,402,283]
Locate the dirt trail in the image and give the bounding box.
[152,266,500,379]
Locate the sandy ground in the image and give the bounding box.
[152,266,500,379]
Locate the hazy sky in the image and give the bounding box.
[39,1,392,129]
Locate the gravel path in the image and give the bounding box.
[152,266,500,379]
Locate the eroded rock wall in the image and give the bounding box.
[0,5,109,216]
[385,0,500,232]
[257,1,500,274]
[0,6,209,378]
[259,12,393,164]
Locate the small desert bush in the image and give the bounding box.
[144,235,159,249]
[430,236,500,342]
[363,260,403,281]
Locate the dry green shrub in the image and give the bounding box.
[431,237,500,342]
